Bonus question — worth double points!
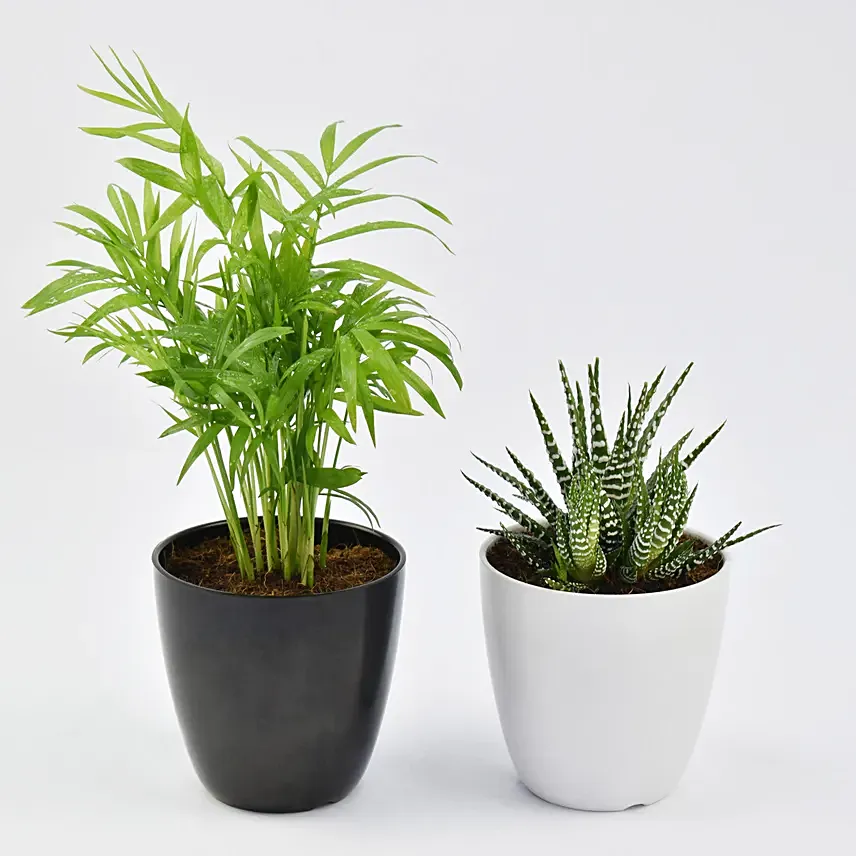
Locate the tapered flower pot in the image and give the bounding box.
[153,518,404,813]
[480,532,729,811]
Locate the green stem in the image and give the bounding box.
[319,435,342,567]
[286,483,300,581]
[205,447,253,580]
[241,463,263,575]
[257,446,280,573]
[211,440,253,579]
[277,458,290,579]
[303,477,314,587]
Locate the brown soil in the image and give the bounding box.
[163,531,396,597]
[486,534,722,595]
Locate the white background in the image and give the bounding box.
[1,1,853,852]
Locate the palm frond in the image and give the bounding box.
[25,50,458,587]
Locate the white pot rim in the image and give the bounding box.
[479,529,728,601]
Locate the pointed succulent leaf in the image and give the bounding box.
[625,383,633,430]
[558,360,588,465]
[502,525,552,574]
[683,421,726,469]
[624,381,649,450]
[505,447,560,522]
[472,453,531,502]
[626,367,665,448]
[673,522,742,577]
[602,412,633,504]
[631,457,650,518]
[530,393,573,500]
[500,527,552,551]
[666,430,694,464]
[720,524,781,550]
[655,484,698,573]
[588,359,610,476]
[462,472,547,537]
[650,540,695,580]
[477,527,505,537]
[575,380,589,454]
[646,432,692,494]
[644,462,688,571]
[629,456,670,569]
[637,363,693,462]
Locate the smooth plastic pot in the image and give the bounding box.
[480,532,729,811]
[153,517,404,813]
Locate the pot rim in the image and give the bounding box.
[153,516,406,600]
[480,528,727,600]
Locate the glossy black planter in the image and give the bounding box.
[153,517,405,813]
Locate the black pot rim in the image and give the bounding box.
[152,516,406,600]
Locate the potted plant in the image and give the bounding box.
[24,51,460,813]
[465,360,776,811]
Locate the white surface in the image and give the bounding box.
[481,535,730,810]
[0,0,853,852]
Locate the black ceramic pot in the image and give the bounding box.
[152,517,405,813]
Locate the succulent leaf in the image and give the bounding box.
[592,544,607,580]
[567,464,601,580]
[672,522,741,577]
[646,460,688,568]
[575,380,589,455]
[625,384,633,432]
[683,421,726,469]
[559,360,588,466]
[636,363,693,461]
[505,447,561,522]
[721,524,781,549]
[471,452,558,521]
[530,393,573,500]
[553,513,573,581]
[471,453,528,496]
[626,368,664,449]
[650,484,698,578]
[462,472,547,537]
[602,412,633,504]
[502,525,552,573]
[631,458,650,520]
[599,489,622,553]
[653,539,695,580]
[588,358,610,476]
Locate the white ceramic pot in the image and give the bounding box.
[480,533,730,811]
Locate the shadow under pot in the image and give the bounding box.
[480,531,730,811]
[153,517,405,813]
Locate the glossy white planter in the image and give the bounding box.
[481,534,730,811]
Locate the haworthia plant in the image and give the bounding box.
[465,360,777,593]
[24,50,461,587]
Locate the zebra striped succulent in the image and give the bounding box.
[465,360,777,593]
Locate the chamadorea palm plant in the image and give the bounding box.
[24,50,460,586]
[465,361,776,593]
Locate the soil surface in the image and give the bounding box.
[486,534,722,595]
[163,531,396,596]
